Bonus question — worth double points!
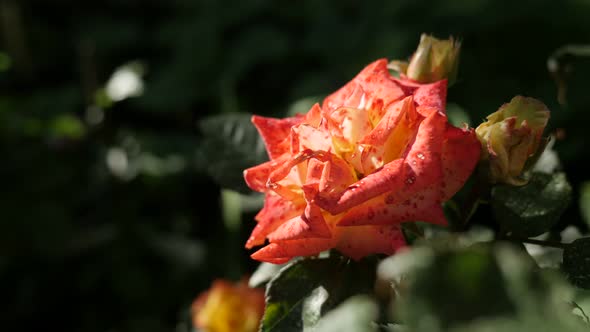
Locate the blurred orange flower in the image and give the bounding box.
[191,279,265,332]
[244,59,480,264]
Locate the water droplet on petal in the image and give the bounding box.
[385,195,395,204]
[406,176,416,184]
[417,153,425,160]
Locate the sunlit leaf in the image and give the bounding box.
[313,295,379,332]
[249,262,286,288]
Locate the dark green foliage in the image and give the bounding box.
[262,254,377,331]
[492,172,572,237]
[393,244,588,331]
[401,246,516,328]
[563,238,590,289]
[198,113,268,193]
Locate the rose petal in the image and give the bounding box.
[441,124,481,200]
[291,124,333,154]
[246,194,305,248]
[337,190,446,227]
[327,107,372,149]
[267,204,332,242]
[323,59,406,113]
[303,103,322,128]
[250,238,333,264]
[335,225,406,260]
[359,96,419,174]
[393,78,448,111]
[314,159,406,215]
[252,115,302,159]
[318,156,357,198]
[243,154,289,192]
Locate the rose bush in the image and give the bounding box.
[243,59,481,264]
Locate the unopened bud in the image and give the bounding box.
[476,96,550,185]
[390,34,461,85]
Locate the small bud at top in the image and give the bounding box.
[390,34,461,85]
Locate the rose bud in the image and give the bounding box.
[390,34,461,86]
[475,96,550,185]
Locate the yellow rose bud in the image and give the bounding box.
[390,34,461,85]
[476,96,550,185]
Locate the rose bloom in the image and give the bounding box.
[191,279,265,332]
[244,59,480,264]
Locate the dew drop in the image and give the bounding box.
[385,194,395,204]
[417,153,425,160]
[348,184,360,190]
[406,176,416,184]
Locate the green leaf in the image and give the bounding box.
[396,244,579,330]
[312,295,379,332]
[400,245,516,329]
[446,103,471,127]
[197,113,268,193]
[377,247,433,286]
[262,253,377,332]
[448,315,587,332]
[49,114,86,139]
[578,181,590,228]
[491,172,572,237]
[563,238,590,289]
[249,262,286,288]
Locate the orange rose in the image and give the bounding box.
[244,59,480,264]
[191,279,265,332]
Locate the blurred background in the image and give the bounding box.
[2,0,590,331]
